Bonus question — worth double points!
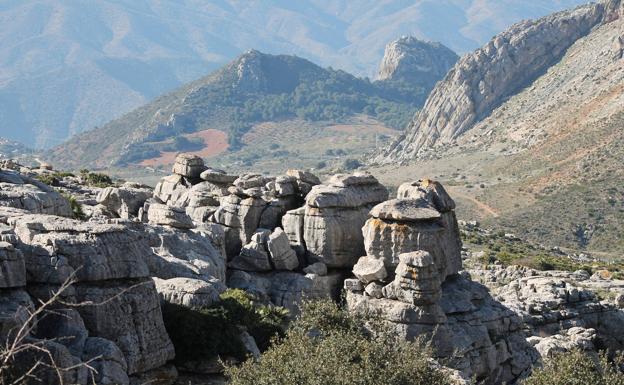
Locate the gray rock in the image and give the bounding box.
[281,207,306,258]
[229,229,272,272]
[353,256,387,284]
[147,203,193,229]
[0,171,72,217]
[211,195,267,258]
[397,180,456,212]
[35,308,88,357]
[369,198,441,221]
[234,174,273,189]
[344,278,364,293]
[378,1,612,162]
[200,168,237,184]
[97,184,152,219]
[365,282,384,299]
[303,262,327,276]
[11,214,150,283]
[82,337,130,385]
[74,279,175,375]
[153,277,226,308]
[267,228,299,271]
[172,153,206,179]
[0,241,26,288]
[153,174,191,203]
[145,224,226,282]
[377,36,458,86]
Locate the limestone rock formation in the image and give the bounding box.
[377,36,458,87]
[0,169,72,216]
[172,153,206,179]
[284,172,388,268]
[347,180,539,384]
[378,1,621,162]
[153,277,226,308]
[96,183,152,219]
[362,180,462,277]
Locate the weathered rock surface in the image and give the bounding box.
[97,183,152,219]
[0,241,26,288]
[148,203,194,229]
[285,172,388,268]
[172,154,206,179]
[11,215,150,283]
[0,170,72,216]
[377,36,458,86]
[352,256,387,284]
[228,270,343,313]
[378,1,618,162]
[362,180,462,277]
[74,280,175,375]
[154,277,226,308]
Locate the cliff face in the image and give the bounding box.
[376,37,458,89]
[378,0,623,163]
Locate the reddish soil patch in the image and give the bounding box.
[139,129,228,167]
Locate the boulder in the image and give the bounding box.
[352,256,387,284]
[172,153,206,179]
[200,168,237,184]
[267,228,299,271]
[82,337,130,385]
[74,279,175,375]
[0,170,72,217]
[0,241,26,288]
[148,203,194,229]
[287,172,388,268]
[11,215,150,283]
[229,229,272,272]
[96,184,152,219]
[153,277,226,308]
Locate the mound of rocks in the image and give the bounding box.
[283,172,388,268]
[346,180,538,384]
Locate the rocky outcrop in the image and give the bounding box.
[472,265,624,353]
[96,183,152,219]
[347,180,539,384]
[153,277,226,308]
[362,179,462,277]
[377,36,458,87]
[378,1,620,162]
[0,169,72,216]
[284,172,388,268]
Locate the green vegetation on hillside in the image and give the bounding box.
[225,299,454,385]
[523,350,624,385]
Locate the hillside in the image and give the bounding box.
[46,47,454,170]
[371,0,624,256]
[0,0,587,149]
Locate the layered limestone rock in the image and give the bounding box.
[377,36,458,87]
[482,268,624,352]
[96,183,152,219]
[153,277,226,308]
[0,169,72,216]
[284,172,388,268]
[229,269,342,314]
[363,179,462,277]
[172,153,206,179]
[347,181,538,384]
[378,1,619,162]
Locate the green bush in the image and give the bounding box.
[523,350,624,385]
[62,194,85,220]
[79,170,113,187]
[161,289,288,363]
[225,300,454,385]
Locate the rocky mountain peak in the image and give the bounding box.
[377,0,622,163]
[377,36,458,84]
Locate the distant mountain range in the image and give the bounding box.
[0,0,586,149]
[47,42,458,169]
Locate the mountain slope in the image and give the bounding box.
[371,0,624,256]
[0,0,587,148]
[46,49,444,169]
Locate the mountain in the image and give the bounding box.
[0,137,32,159]
[376,37,459,92]
[0,0,587,149]
[371,0,624,256]
[46,48,452,170]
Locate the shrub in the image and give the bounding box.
[62,194,85,220]
[523,350,624,385]
[225,300,454,385]
[343,158,362,170]
[161,289,288,363]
